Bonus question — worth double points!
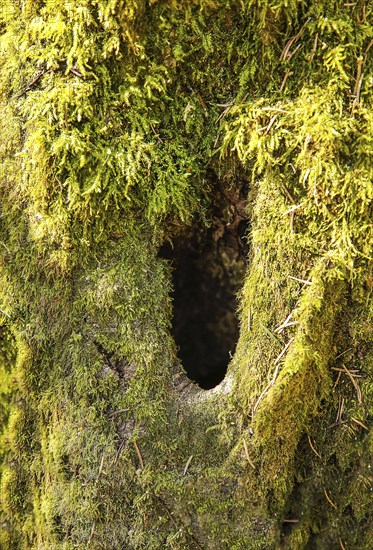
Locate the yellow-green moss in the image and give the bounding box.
[0,1,372,548]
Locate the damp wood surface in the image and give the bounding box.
[0,1,372,549]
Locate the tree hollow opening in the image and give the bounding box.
[161,184,248,389]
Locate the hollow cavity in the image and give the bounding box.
[161,183,248,389]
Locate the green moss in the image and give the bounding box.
[0,0,372,548]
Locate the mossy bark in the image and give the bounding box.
[0,1,372,549]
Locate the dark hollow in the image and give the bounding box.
[160,185,248,389]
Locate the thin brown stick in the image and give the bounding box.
[288,275,312,285]
[331,367,361,375]
[281,183,296,204]
[183,455,193,476]
[114,439,126,464]
[333,371,341,391]
[86,522,95,548]
[109,407,130,417]
[274,338,294,365]
[195,90,207,111]
[133,440,144,469]
[280,70,293,92]
[335,348,353,359]
[263,115,278,135]
[216,104,233,123]
[243,439,255,469]
[283,519,300,523]
[350,417,368,430]
[308,435,321,459]
[262,107,290,114]
[282,204,302,216]
[96,452,105,483]
[324,488,337,509]
[309,32,319,62]
[339,539,346,550]
[364,39,373,63]
[280,19,310,61]
[275,312,293,333]
[353,57,363,96]
[287,43,302,60]
[253,380,273,413]
[336,396,345,424]
[341,364,362,404]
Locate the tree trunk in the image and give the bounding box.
[0,2,372,548]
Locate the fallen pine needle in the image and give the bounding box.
[324,488,337,509]
[96,452,105,483]
[274,338,294,365]
[351,417,368,430]
[283,519,300,523]
[133,440,144,470]
[341,364,362,404]
[183,455,193,475]
[308,435,321,459]
[87,522,95,548]
[288,275,312,285]
[243,439,255,469]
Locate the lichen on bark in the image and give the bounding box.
[0,1,372,549]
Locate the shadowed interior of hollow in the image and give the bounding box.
[160,183,248,389]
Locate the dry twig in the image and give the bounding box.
[350,417,368,430]
[183,455,193,476]
[324,488,337,509]
[243,439,255,469]
[96,452,105,483]
[133,440,144,469]
[288,275,312,285]
[340,364,362,404]
[308,434,321,459]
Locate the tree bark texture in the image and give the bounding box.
[0,1,372,548]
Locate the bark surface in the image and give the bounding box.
[0,1,372,549]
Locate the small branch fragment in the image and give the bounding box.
[308,32,318,62]
[253,338,293,413]
[262,115,278,135]
[262,107,290,114]
[87,522,95,548]
[243,439,255,469]
[183,455,193,476]
[283,519,300,523]
[308,434,321,459]
[15,68,47,98]
[336,396,345,424]
[275,312,293,333]
[281,183,296,204]
[341,364,362,404]
[96,452,105,483]
[283,204,302,216]
[288,275,312,285]
[280,19,310,62]
[350,417,368,430]
[324,488,337,509]
[274,338,294,365]
[194,89,207,111]
[333,371,341,391]
[280,70,293,92]
[133,440,144,469]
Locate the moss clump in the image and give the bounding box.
[0,1,372,548]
